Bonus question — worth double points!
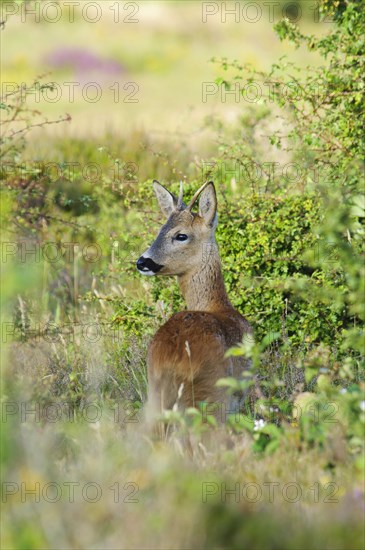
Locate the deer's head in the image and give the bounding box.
[137,181,218,277]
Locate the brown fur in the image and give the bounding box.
[137,181,253,422]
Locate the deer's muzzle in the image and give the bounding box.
[136,256,164,275]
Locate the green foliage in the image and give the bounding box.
[147,188,359,351]
[205,0,365,458]
[0,76,70,161]
[212,0,364,350]
[219,332,365,458]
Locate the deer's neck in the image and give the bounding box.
[177,242,232,312]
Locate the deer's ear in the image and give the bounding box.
[199,182,217,228]
[153,180,177,218]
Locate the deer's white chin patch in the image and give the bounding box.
[138,269,156,276]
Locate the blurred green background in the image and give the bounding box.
[2,0,322,150]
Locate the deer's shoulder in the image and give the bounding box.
[151,308,251,348]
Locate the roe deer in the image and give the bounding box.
[137,181,253,423]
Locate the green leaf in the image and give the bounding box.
[215,377,240,390]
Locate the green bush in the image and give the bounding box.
[118,185,357,356]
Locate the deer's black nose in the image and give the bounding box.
[136,256,148,271]
[136,256,163,273]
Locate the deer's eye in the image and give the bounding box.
[175,233,188,242]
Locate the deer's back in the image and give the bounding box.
[147,309,252,409]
